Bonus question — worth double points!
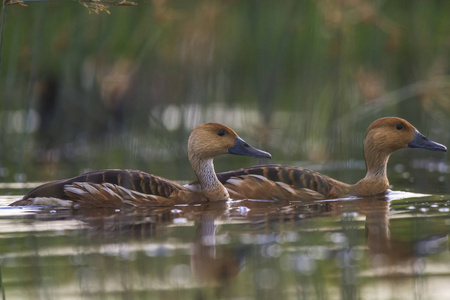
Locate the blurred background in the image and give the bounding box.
[0,0,449,192]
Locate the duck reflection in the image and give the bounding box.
[10,192,447,294]
[76,201,248,287]
[190,212,244,286]
[359,195,448,273]
[71,194,446,279]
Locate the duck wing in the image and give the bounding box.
[216,164,339,200]
[224,174,325,201]
[12,169,188,207]
[62,182,181,208]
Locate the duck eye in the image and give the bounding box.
[396,124,404,130]
[217,129,226,136]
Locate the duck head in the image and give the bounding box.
[352,117,446,196]
[188,123,271,160]
[364,117,447,155]
[188,123,271,200]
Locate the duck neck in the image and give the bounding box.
[364,150,390,180]
[351,148,391,196]
[189,154,229,200]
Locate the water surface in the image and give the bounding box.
[0,187,449,300]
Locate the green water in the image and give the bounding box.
[0,179,449,300]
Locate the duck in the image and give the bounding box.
[10,123,271,208]
[212,117,447,200]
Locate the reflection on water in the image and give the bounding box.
[0,191,449,300]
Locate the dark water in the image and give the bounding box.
[0,186,449,300]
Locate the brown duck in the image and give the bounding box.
[212,117,447,200]
[10,123,271,208]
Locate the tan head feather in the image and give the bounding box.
[188,123,239,159]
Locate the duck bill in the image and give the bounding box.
[228,137,272,159]
[408,130,447,152]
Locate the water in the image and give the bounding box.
[0,187,449,300]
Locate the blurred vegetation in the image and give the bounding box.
[0,0,449,190]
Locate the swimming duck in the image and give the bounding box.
[214,117,447,200]
[10,123,271,208]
